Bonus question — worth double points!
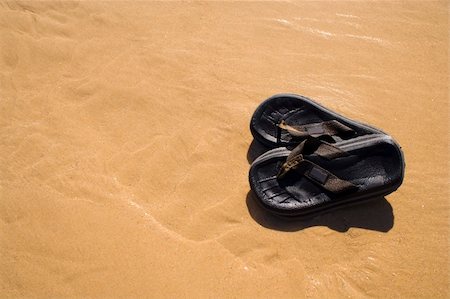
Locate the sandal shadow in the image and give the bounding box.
[246,191,394,233]
[247,139,272,164]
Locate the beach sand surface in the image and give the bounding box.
[0,1,448,298]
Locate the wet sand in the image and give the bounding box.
[0,1,448,298]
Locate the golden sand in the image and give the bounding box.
[0,1,448,298]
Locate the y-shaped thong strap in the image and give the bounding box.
[277,138,358,194]
[277,119,355,143]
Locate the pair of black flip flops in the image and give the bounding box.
[249,94,405,217]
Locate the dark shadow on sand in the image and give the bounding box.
[246,191,394,233]
[247,139,272,164]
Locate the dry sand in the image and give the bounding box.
[0,1,449,298]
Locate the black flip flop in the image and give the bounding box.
[250,94,386,148]
[249,134,405,217]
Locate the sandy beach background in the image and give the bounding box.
[1,1,448,298]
